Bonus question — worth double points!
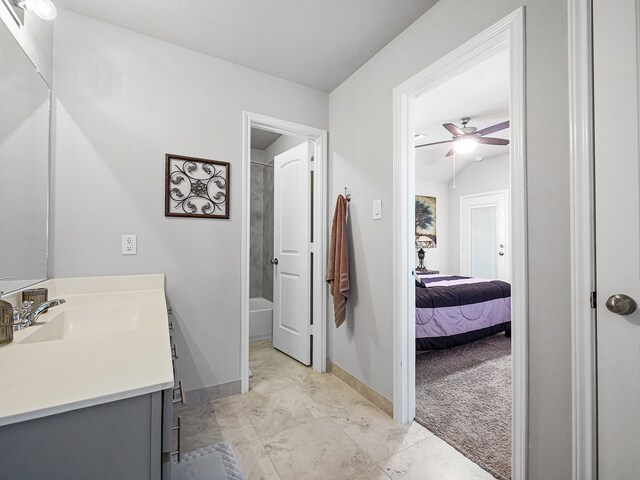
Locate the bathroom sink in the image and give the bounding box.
[20,304,141,344]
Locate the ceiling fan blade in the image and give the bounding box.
[415,139,454,149]
[445,147,455,157]
[443,123,464,136]
[476,137,510,146]
[476,120,510,136]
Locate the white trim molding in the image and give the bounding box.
[392,8,527,479]
[568,0,597,479]
[241,112,328,393]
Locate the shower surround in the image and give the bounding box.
[250,149,274,302]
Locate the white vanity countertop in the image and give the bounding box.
[0,274,174,427]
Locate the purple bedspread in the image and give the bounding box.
[415,274,511,348]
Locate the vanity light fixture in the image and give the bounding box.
[12,0,57,20]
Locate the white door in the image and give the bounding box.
[594,1,640,476]
[272,142,312,365]
[460,191,508,281]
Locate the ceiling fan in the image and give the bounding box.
[416,117,510,157]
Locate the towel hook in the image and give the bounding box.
[344,187,351,202]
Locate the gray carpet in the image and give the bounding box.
[415,333,511,480]
[173,443,244,480]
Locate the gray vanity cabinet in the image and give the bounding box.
[0,388,173,480]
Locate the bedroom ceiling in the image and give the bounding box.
[414,49,510,185]
[54,0,440,93]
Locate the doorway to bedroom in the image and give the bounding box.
[413,46,512,479]
[393,10,527,480]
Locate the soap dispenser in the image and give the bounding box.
[0,299,13,345]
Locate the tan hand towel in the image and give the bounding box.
[327,194,350,327]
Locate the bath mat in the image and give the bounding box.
[173,442,244,480]
[415,333,511,480]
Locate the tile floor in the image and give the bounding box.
[176,340,495,480]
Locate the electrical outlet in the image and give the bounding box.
[121,235,137,255]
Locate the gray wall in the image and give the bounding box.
[327,1,571,478]
[51,10,328,393]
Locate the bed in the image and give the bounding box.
[415,273,511,350]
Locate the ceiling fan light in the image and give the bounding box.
[15,0,57,20]
[454,138,477,154]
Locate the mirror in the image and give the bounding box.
[0,21,50,293]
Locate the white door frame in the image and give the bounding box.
[568,0,597,479]
[241,111,328,393]
[459,189,510,282]
[392,8,527,479]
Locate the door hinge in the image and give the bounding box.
[309,242,315,253]
[590,291,597,309]
[309,325,315,335]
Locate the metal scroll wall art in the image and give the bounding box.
[165,154,230,219]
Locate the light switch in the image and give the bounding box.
[372,200,382,220]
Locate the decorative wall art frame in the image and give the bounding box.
[165,154,230,219]
[415,195,437,248]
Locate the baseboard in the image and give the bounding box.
[327,360,393,417]
[175,379,242,410]
[249,334,272,342]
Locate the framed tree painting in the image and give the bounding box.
[165,154,230,219]
[415,195,437,248]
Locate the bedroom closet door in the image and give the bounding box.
[271,142,312,365]
[460,191,508,281]
[594,0,640,476]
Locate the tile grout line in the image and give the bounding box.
[344,429,434,476]
[375,464,394,480]
[364,430,438,475]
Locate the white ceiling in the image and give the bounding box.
[55,0,440,93]
[414,49,510,184]
[251,128,281,151]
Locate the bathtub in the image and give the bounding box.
[250,297,273,340]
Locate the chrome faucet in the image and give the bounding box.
[13,299,65,330]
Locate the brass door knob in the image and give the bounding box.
[271,258,279,265]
